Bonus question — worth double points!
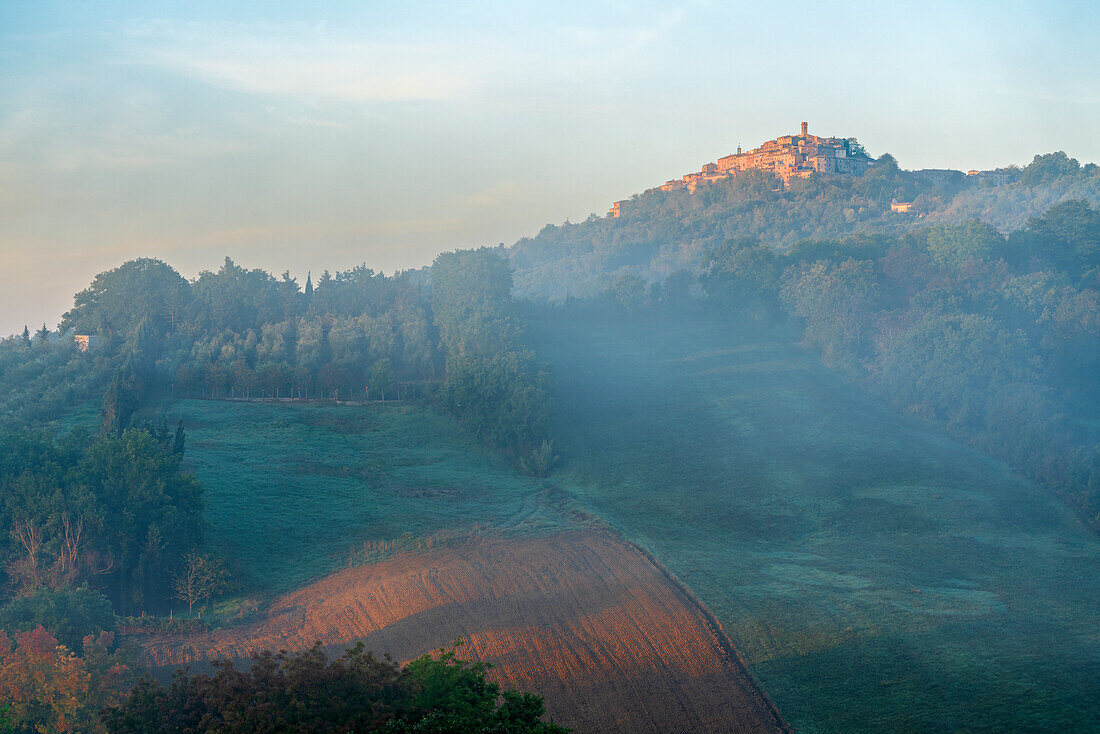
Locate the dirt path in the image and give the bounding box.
[136,530,789,734]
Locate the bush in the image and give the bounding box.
[103,642,568,733]
[0,586,114,654]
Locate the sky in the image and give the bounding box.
[1,0,1099,336]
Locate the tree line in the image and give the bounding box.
[1,251,554,466]
[0,259,441,429]
[67,258,440,405]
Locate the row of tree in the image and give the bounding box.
[0,260,441,428]
[65,258,440,404]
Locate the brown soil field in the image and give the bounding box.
[137,530,789,734]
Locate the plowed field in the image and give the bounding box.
[137,530,788,734]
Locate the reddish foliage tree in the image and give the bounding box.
[0,626,130,733]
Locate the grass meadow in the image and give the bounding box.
[527,308,1100,733]
[156,400,566,592]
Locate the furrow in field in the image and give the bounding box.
[135,530,788,734]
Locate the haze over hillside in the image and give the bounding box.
[2,3,1099,733]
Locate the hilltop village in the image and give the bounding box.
[608,122,871,217]
[609,122,1013,217]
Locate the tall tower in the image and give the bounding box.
[801,121,808,137]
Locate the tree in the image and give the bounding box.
[432,249,517,358]
[1020,151,1081,186]
[74,428,205,613]
[171,421,185,456]
[6,519,45,594]
[924,221,1003,268]
[1012,199,1100,278]
[0,586,115,654]
[369,358,396,401]
[100,367,140,436]
[780,257,880,365]
[62,258,190,341]
[172,552,230,614]
[0,626,130,734]
[846,137,867,157]
[702,238,781,317]
[431,249,556,459]
[102,642,568,733]
[606,273,648,311]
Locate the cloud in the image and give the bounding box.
[130,22,474,103]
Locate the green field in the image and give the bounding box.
[160,400,566,591]
[527,308,1100,733]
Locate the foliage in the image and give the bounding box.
[701,238,781,318]
[605,272,649,311]
[0,427,203,614]
[924,221,1002,268]
[0,587,114,654]
[779,257,879,366]
[0,332,112,429]
[0,626,131,734]
[518,440,556,479]
[102,642,568,733]
[172,552,231,614]
[432,250,555,462]
[401,646,568,733]
[1005,199,1100,280]
[0,256,440,433]
[1020,151,1084,186]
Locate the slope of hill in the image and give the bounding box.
[156,399,565,591]
[526,308,1100,732]
[135,530,789,734]
[509,154,1100,300]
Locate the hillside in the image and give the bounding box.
[509,152,1100,300]
[526,308,1100,732]
[151,399,564,591]
[135,530,789,734]
[115,399,789,732]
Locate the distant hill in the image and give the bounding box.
[509,151,1100,300]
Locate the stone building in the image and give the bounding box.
[615,122,875,211]
[714,122,873,182]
